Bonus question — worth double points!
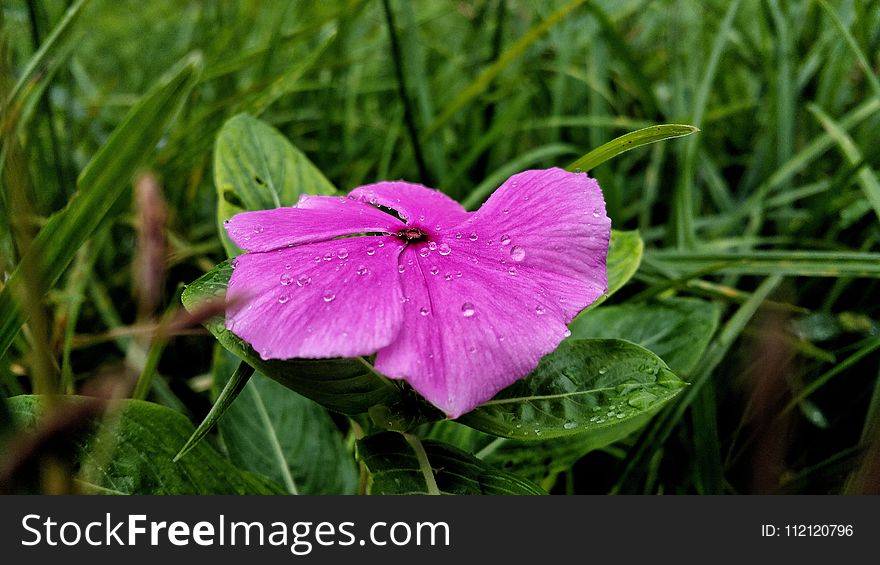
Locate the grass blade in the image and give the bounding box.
[563,124,699,174]
[0,53,203,359]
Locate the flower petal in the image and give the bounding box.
[374,169,610,418]
[225,195,404,252]
[467,167,610,319]
[226,235,405,359]
[348,181,469,230]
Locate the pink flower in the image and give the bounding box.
[224,168,610,418]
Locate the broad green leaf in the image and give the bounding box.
[181,261,403,414]
[459,339,686,440]
[214,113,336,256]
[212,348,358,495]
[564,124,698,173]
[569,297,721,377]
[480,414,657,490]
[8,395,284,495]
[604,229,643,298]
[0,53,203,359]
[357,432,545,495]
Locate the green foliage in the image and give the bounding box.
[460,339,686,440]
[8,395,284,494]
[357,431,545,495]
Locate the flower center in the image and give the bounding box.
[396,227,428,243]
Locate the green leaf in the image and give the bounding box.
[0,52,203,359]
[212,348,359,495]
[356,432,545,495]
[459,339,686,440]
[181,261,402,414]
[8,395,284,494]
[479,415,657,490]
[569,297,721,377]
[565,124,699,173]
[214,113,336,256]
[605,229,643,298]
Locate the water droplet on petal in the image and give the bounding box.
[296,274,311,287]
[507,266,517,276]
[398,265,406,274]
[456,271,462,278]
[455,232,462,239]
[337,248,349,259]
[356,265,368,276]
[280,273,293,285]
[468,232,478,241]
[535,304,546,315]
[419,247,430,258]
[419,306,430,316]
[500,234,511,246]
[253,225,264,234]
[461,303,475,317]
[438,243,451,256]
[592,211,600,218]
[377,241,385,248]
[323,252,333,261]
[284,263,292,270]
[563,329,571,337]
[444,273,453,281]
[428,241,437,251]
[323,290,336,303]
[366,246,376,256]
[278,294,289,304]
[502,208,510,215]
[430,266,439,275]
[511,246,526,262]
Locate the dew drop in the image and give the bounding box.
[277,294,289,304]
[284,263,292,270]
[253,225,264,234]
[510,245,526,262]
[438,243,451,256]
[455,232,462,239]
[499,234,511,246]
[502,208,510,215]
[356,265,368,276]
[456,271,462,278]
[296,274,311,287]
[366,246,376,256]
[419,306,430,316]
[323,252,333,261]
[419,247,430,258]
[563,420,577,430]
[507,266,517,276]
[592,211,600,218]
[598,367,607,375]
[377,241,385,248]
[563,329,571,337]
[444,273,453,281]
[535,304,546,315]
[337,248,349,259]
[280,273,293,286]
[323,290,336,303]
[398,265,406,274]
[428,241,438,251]
[461,303,476,317]
[616,413,626,419]
[430,266,439,275]
[468,232,478,241]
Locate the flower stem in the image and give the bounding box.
[403,432,440,495]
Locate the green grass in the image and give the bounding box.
[1,0,879,494]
